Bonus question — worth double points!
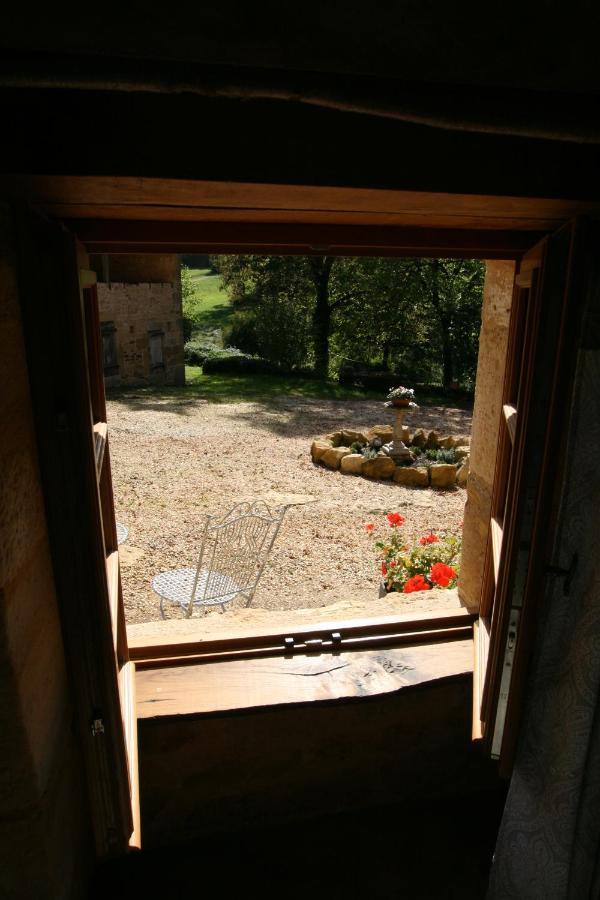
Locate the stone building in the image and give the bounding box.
[90,254,185,387]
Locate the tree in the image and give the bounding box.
[218,255,357,376]
[413,259,484,386]
[215,254,484,386]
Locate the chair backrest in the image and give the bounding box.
[195,500,286,603]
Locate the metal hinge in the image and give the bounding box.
[491,608,520,759]
[283,632,342,656]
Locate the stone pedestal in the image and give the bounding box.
[388,404,413,463]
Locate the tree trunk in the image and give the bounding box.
[382,339,391,370]
[429,261,455,387]
[310,257,334,378]
[440,317,454,387]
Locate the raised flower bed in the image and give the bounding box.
[310,425,470,488]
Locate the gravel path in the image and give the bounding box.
[107,393,471,624]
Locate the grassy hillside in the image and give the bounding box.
[184,268,233,342]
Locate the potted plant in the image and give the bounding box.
[386,385,416,408]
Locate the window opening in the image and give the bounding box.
[101,322,119,375]
[101,254,501,639]
[148,329,164,369]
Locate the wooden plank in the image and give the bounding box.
[66,219,539,259]
[81,282,107,425]
[472,618,490,741]
[119,662,141,850]
[135,625,474,670]
[36,202,566,232]
[106,551,120,651]
[15,207,133,856]
[491,517,503,585]
[12,175,600,224]
[135,639,473,718]
[503,404,517,444]
[93,422,107,474]
[128,607,475,661]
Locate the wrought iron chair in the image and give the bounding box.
[151,500,289,618]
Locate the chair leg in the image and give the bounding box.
[160,597,166,620]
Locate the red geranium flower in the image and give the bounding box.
[387,512,405,528]
[364,523,374,533]
[419,532,439,545]
[403,575,431,593]
[390,560,397,567]
[381,562,388,576]
[429,562,457,588]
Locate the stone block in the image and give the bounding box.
[311,439,333,462]
[325,431,343,447]
[393,466,430,487]
[439,435,457,449]
[321,447,352,470]
[425,430,440,449]
[411,429,426,448]
[362,457,396,479]
[454,446,470,461]
[365,425,393,443]
[430,464,457,488]
[340,429,368,446]
[340,453,365,474]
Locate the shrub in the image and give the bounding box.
[420,447,458,465]
[184,340,214,366]
[202,350,280,376]
[222,312,261,356]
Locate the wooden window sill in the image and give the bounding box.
[129,608,475,719]
[135,638,473,718]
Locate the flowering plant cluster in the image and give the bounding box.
[364,512,461,594]
[386,385,415,401]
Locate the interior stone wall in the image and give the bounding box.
[0,205,93,898]
[97,280,185,387]
[459,259,515,610]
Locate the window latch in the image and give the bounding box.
[91,716,105,737]
[545,552,578,595]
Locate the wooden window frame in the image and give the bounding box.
[473,219,594,774]
[17,198,590,856]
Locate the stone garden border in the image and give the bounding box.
[311,425,470,488]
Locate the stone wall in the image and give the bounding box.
[90,253,180,284]
[98,280,185,387]
[459,259,515,610]
[0,205,93,899]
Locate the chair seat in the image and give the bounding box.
[151,567,243,608]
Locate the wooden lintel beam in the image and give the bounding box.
[68,219,540,259]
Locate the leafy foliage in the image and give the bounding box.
[366,513,461,593]
[206,255,485,387]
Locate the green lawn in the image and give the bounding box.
[108,367,472,408]
[184,367,380,402]
[185,268,233,336]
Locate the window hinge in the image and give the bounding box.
[283,631,343,657]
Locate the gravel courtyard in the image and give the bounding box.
[108,393,471,625]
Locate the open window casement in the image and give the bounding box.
[473,218,592,775]
[16,210,140,855]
